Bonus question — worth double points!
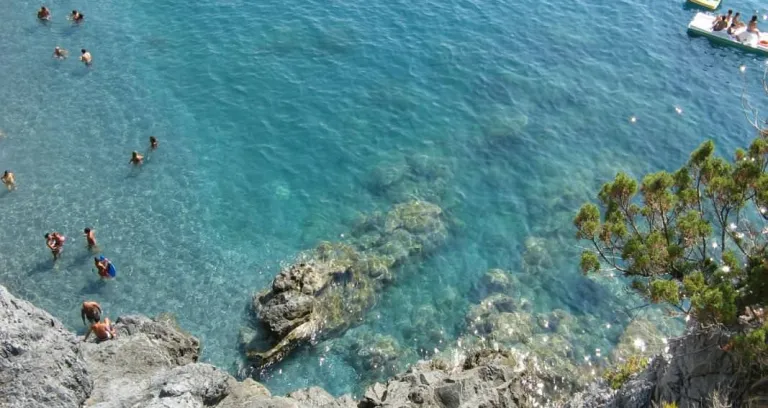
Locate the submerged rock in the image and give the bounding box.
[248,200,447,370]
[333,327,407,382]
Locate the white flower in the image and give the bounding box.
[721,265,731,273]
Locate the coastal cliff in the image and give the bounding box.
[0,284,760,407]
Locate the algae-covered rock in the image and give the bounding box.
[479,268,515,295]
[248,200,447,370]
[521,236,554,275]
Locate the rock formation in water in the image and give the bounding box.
[246,200,447,370]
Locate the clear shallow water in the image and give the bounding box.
[1,0,767,397]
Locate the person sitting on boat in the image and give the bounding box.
[712,15,728,32]
[725,9,733,25]
[748,15,760,34]
[728,13,745,35]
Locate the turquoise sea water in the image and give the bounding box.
[2,0,767,396]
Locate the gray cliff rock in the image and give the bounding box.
[568,328,751,408]
[0,285,92,408]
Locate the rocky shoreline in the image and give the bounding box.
[2,283,761,407]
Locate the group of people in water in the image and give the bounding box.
[4,7,167,343]
[37,6,92,64]
[711,9,762,39]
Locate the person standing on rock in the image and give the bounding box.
[81,301,103,325]
[84,318,117,342]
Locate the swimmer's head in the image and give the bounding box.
[45,233,51,239]
[752,15,758,22]
[81,49,87,54]
[149,136,157,142]
[94,257,100,263]
[132,151,139,157]
[84,227,91,234]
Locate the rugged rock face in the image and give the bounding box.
[247,200,447,370]
[0,285,92,408]
[360,349,554,408]
[0,285,349,408]
[568,328,753,408]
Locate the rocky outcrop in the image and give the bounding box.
[360,349,557,408]
[568,328,754,408]
[0,286,92,408]
[247,200,447,370]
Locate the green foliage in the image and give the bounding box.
[574,135,768,326]
[602,355,649,390]
[660,402,679,408]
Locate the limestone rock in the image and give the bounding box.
[0,285,92,408]
[248,201,447,370]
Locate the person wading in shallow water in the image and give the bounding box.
[81,301,103,325]
[45,232,65,260]
[84,318,117,342]
[1,170,16,191]
[84,227,97,251]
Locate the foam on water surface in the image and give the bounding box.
[1,0,767,397]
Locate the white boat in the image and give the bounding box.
[687,12,768,56]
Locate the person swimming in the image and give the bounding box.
[84,318,117,342]
[748,15,760,34]
[130,151,144,165]
[37,6,50,20]
[80,49,92,66]
[70,10,84,22]
[81,301,103,325]
[2,170,16,191]
[84,227,97,250]
[149,136,158,150]
[53,46,68,59]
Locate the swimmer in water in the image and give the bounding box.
[70,10,84,23]
[81,301,103,325]
[80,49,92,66]
[84,227,97,251]
[84,318,117,342]
[94,256,111,278]
[53,46,68,59]
[129,151,144,165]
[37,6,50,21]
[45,232,65,260]
[149,136,158,150]
[2,170,16,191]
